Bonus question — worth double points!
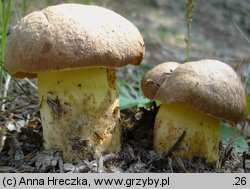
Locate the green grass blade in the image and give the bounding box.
[4,1,11,29]
[0,0,5,91]
[232,18,250,45]
[22,0,28,15]
[1,0,11,62]
[0,0,11,94]
[246,96,250,115]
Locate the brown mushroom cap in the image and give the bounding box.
[155,59,246,123]
[141,62,180,99]
[5,4,145,78]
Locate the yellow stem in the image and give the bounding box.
[154,103,220,163]
[38,67,120,161]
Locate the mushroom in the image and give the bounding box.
[141,59,246,162]
[141,62,180,99]
[5,4,144,161]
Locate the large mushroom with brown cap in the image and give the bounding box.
[141,59,246,162]
[5,3,144,161]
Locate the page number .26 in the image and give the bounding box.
[233,177,247,186]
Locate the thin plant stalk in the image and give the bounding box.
[22,0,28,15]
[0,63,33,102]
[232,18,250,87]
[2,74,10,110]
[232,18,250,45]
[185,0,195,62]
[0,0,11,96]
[0,0,11,112]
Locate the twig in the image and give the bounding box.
[22,149,39,162]
[24,78,38,90]
[58,157,64,173]
[242,151,246,172]
[173,152,189,173]
[168,158,173,173]
[0,63,33,102]
[149,130,186,165]
[218,139,237,169]
[1,74,11,111]
[162,130,186,158]
[97,155,104,173]
[71,153,117,173]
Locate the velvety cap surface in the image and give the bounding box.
[141,62,180,99]
[154,59,246,123]
[5,4,145,78]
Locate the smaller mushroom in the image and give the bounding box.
[141,59,246,162]
[141,62,180,99]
